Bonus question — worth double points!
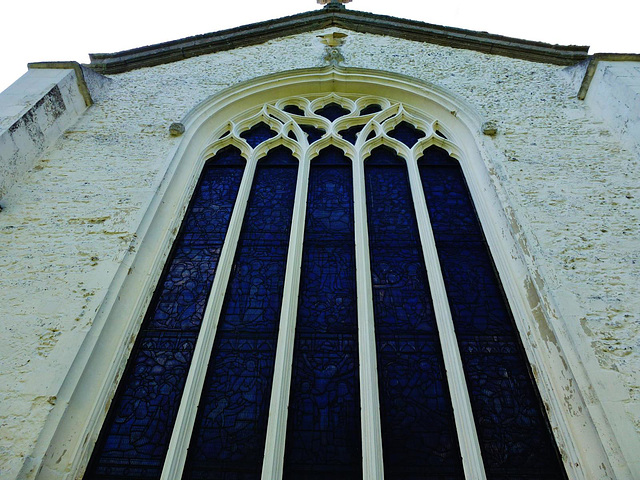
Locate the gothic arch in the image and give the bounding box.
[34,67,612,479]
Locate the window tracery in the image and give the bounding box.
[85,93,565,480]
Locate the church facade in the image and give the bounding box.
[1,3,639,479]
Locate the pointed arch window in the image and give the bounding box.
[85,94,566,480]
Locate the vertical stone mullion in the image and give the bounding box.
[260,150,310,480]
[405,157,487,479]
[160,157,258,480]
[354,152,385,479]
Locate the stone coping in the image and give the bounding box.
[578,53,640,100]
[27,62,93,106]
[87,8,590,74]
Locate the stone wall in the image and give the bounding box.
[0,29,638,478]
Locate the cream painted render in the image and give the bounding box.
[0,24,639,480]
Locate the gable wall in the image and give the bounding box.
[0,29,638,479]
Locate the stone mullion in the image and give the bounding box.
[405,156,487,479]
[260,147,310,480]
[159,155,259,480]
[353,151,385,479]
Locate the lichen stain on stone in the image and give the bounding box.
[67,216,110,225]
[86,230,128,236]
[523,276,558,346]
[32,159,50,171]
[599,462,614,479]
[55,449,67,464]
[36,327,62,357]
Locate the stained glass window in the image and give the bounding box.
[315,102,350,122]
[365,146,464,478]
[85,147,246,479]
[87,94,567,480]
[283,146,362,479]
[183,146,298,480]
[418,146,565,479]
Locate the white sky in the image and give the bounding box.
[1,0,639,94]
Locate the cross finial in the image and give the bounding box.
[317,0,352,9]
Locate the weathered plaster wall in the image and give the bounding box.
[0,29,638,479]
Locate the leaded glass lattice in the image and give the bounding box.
[182,147,298,480]
[365,146,464,478]
[418,146,565,479]
[283,146,362,479]
[85,147,246,479]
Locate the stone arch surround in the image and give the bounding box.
[32,66,617,479]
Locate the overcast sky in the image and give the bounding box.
[1,0,639,93]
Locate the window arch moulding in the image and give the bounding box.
[33,67,617,480]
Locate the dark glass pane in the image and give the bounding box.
[365,146,464,478]
[90,332,196,479]
[435,130,447,139]
[315,102,350,122]
[240,122,277,148]
[418,146,566,479]
[365,147,417,247]
[148,245,222,331]
[85,147,246,480]
[338,124,365,145]
[283,104,305,116]
[388,121,426,148]
[359,104,382,115]
[376,338,462,480]
[284,147,362,479]
[183,147,298,480]
[300,124,325,144]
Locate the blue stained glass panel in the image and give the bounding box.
[180,164,246,245]
[295,245,357,335]
[460,337,566,479]
[283,105,305,116]
[315,102,350,122]
[338,124,365,145]
[369,244,438,336]
[183,147,298,480]
[284,336,361,478]
[365,149,419,247]
[215,245,289,334]
[359,104,382,115]
[365,146,464,478]
[85,147,246,480]
[376,338,463,479]
[283,147,362,478]
[300,124,325,144]
[183,337,278,464]
[387,121,426,148]
[418,146,566,479]
[240,122,277,148]
[90,332,196,479]
[148,245,221,331]
[435,243,512,336]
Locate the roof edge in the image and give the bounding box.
[87,9,590,74]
